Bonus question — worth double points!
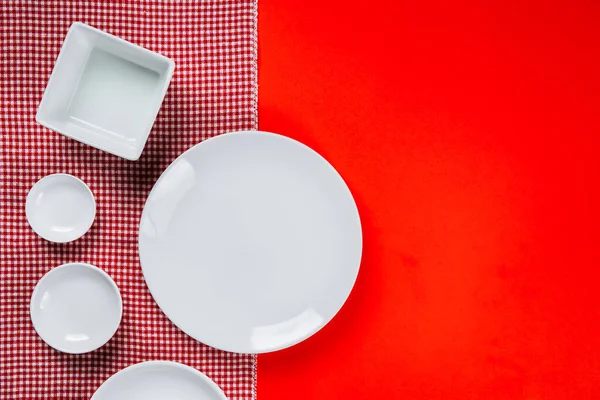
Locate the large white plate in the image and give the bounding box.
[91,361,227,400]
[139,131,362,353]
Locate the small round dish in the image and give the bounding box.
[30,262,122,354]
[26,173,96,243]
[91,361,228,400]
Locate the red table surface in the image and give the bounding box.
[257,0,600,398]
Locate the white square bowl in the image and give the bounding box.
[36,22,175,161]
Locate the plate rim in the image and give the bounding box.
[138,130,363,353]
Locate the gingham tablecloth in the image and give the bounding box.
[0,1,257,399]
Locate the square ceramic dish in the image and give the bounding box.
[36,22,175,160]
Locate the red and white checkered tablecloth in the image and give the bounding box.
[0,1,257,399]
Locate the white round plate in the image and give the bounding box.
[26,173,96,243]
[139,131,362,353]
[91,361,227,400]
[30,262,122,354]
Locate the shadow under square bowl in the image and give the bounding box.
[36,22,175,160]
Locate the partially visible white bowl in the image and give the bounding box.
[30,262,122,354]
[36,22,175,160]
[91,361,228,400]
[26,173,96,243]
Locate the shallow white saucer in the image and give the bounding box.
[30,262,122,354]
[26,173,96,243]
[91,361,227,400]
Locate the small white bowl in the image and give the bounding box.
[36,22,175,160]
[30,262,123,354]
[26,173,96,243]
[91,361,228,400]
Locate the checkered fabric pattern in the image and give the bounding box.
[0,1,257,399]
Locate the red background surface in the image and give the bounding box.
[257,0,600,398]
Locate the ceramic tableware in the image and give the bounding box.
[36,22,175,160]
[30,262,122,354]
[26,173,96,243]
[91,361,227,400]
[138,131,362,353]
